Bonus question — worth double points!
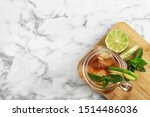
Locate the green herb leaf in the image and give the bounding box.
[109,74,123,84]
[88,73,103,82]
[102,78,109,88]
[127,58,147,72]
[88,73,123,88]
[135,48,143,58]
[136,65,146,72]
[130,58,147,66]
[126,48,147,72]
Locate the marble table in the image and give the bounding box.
[0,0,150,99]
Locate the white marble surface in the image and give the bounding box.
[0,0,150,99]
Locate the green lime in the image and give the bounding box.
[105,30,129,53]
[124,74,138,80]
[120,45,139,60]
[108,67,138,80]
[110,71,122,76]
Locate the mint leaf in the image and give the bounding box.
[126,48,147,73]
[131,58,147,66]
[88,73,103,82]
[109,74,123,84]
[135,48,143,58]
[127,58,147,72]
[102,78,109,88]
[88,73,123,88]
[136,65,145,72]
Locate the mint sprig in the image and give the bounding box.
[127,58,147,72]
[88,73,123,88]
[126,48,147,72]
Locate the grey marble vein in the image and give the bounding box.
[0,0,150,100]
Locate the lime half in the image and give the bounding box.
[105,30,129,53]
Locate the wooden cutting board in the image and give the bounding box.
[78,22,150,100]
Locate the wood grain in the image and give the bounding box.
[78,22,150,100]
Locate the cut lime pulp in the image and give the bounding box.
[105,30,129,53]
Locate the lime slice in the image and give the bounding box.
[120,45,139,60]
[110,71,123,76]
[105,30,129,53]
[124,74,138,80]
[108,67,138,80]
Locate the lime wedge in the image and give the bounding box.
[124,74,138,80]
[105,30,129,53]
[120,45,139,60]
[108,67,138,80]
[110,71,123,76]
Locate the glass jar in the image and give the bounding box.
[80,47,131,92]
